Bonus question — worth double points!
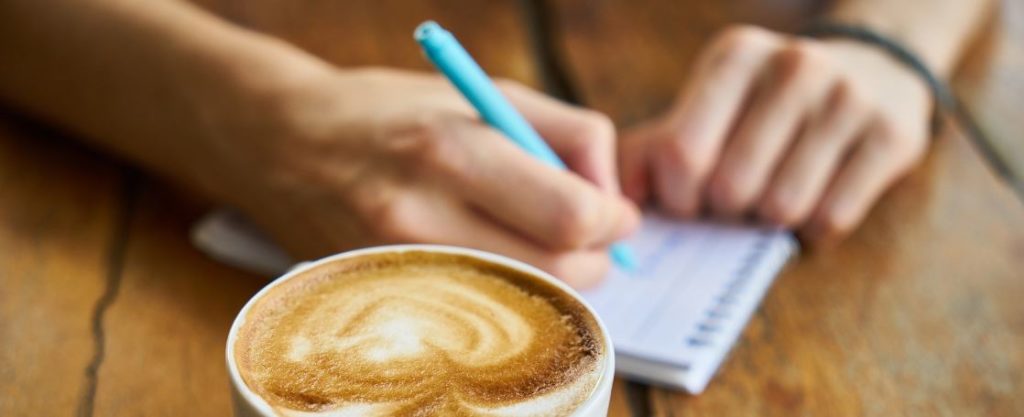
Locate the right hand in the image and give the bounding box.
[196,68,639,287]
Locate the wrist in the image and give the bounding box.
[171,28,336,200]
[182,28,333,123]
[824,7,955,78]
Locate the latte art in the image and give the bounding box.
[234,252,604,417]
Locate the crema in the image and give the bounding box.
[233,251,605,417]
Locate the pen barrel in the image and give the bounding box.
[417,22,567,169]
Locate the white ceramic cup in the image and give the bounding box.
[226,244,615,417]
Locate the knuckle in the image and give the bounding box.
[551,194,601,249]
[659,138,713,179]
[403,114,446,150]
[716,24,771,49]
[710,173,752,212]
[871,124,927,172]
[775,208,804,227]
[789,39,828,61]
[544,254,609,288]
[712,167,761,212]
[565,109,616,151]
[581,110,616,144]
[369,195,424,243]
[710,25,773,66]
[762,195,803,226]
[818,210,856,238]
[543,256,576,283]
[401,116,465,175]
[777,40,831,78]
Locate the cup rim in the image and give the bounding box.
[225,244,615,417]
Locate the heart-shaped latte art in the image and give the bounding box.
[234,252,604,417]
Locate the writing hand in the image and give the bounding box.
[205,68,638,287]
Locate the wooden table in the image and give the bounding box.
[2,1,1022,416]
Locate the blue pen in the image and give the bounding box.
[415,21,637,271]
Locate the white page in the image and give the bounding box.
[581,214,795,369]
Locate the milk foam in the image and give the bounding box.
[234,252,604,417]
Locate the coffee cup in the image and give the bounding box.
[226,244,614,417]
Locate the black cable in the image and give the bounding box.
[800,21,1022,198]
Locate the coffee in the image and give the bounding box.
[232,251,606,417]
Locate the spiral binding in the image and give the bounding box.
[687,230,773,348]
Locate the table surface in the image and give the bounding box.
[2,1,1023,416]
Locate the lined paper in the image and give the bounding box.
[581,214,796,392]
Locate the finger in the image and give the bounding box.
[437,204,612,289]
[757,80,870,226]
[500,81,621,193]
[618,123,657,204]
[802,126,924,243]
[425,116,640,251]
[707,40,836,217]
[652,26,781,216]
[370,191,611,288]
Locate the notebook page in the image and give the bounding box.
[581,214,796,378]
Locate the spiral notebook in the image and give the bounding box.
[191,210,796,394]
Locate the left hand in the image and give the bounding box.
[619,25,932,244]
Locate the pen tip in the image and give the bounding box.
[611,245,638,272]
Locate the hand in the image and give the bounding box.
[197,68,639,287]
[619,25,932,244]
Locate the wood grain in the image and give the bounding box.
[550,0,1024,416]
[4,1,1022,416]
[191,0,539,86]
[91,184,264,416]
[0,113,125,416]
